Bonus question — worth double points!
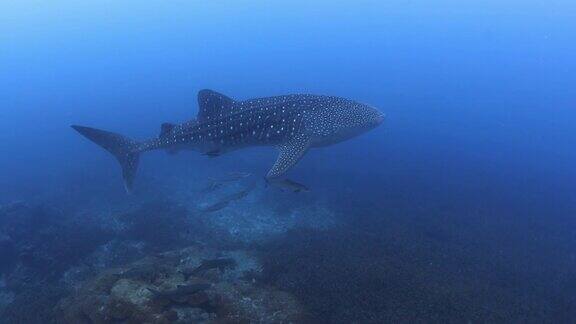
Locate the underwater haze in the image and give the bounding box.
[1,1,575,323]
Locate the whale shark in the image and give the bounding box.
[72,89,384,192]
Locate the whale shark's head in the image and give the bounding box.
[358,102,385,128]
[310,97,384,146]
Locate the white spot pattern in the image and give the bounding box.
[144,90,383,178]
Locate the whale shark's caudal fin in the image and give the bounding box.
[71,125,141,193]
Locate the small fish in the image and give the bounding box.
[200,181,224,194]
[200,200,230,213]
[266,178,310,193]
[223,181,257,201]
[182,258,237,278]
[148,283,211,303]
[200,172,252,193]
[219,171,252,183]
[200,182,256,213]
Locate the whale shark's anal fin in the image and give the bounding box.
[267,135,310,179]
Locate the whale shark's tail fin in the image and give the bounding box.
[71,125,141,193]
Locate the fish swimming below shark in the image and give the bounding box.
[72,89,385,193]
[266,178,310,193]
[200,171,252,193]
[200,181,257,213]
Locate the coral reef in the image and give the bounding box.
[0,179,333,323]
[191,181,337,244]
[0,278,14,318]
[0,234,17,276]
[56,246,305,323]
[0,204,113,290]
[1,284,65,324]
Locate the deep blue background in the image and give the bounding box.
[1,0,575,268]
[1,1,574,201]
[1,1,575,320]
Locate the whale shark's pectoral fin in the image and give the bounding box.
[267,135,311,179]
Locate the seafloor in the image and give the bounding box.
[0,164,574,323]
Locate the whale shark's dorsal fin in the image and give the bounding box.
[197,89,235,121]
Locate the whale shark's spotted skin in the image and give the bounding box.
[71,89,384,192]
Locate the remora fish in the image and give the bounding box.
[200,171,252,193]
[215,171,252,183]
[200,200,230,213]
[72,89,384,192]
[266,178,310,193]
[200,182,256,213]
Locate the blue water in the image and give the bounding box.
[1,1,575,322]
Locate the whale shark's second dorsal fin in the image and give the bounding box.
[159,123,175,137]
[197,89,235,121]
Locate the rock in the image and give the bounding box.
[110,279,153,308]
[56,246,306,323]
[188,291,209,307]
[107,299,133,320]
[163,309,179,322]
